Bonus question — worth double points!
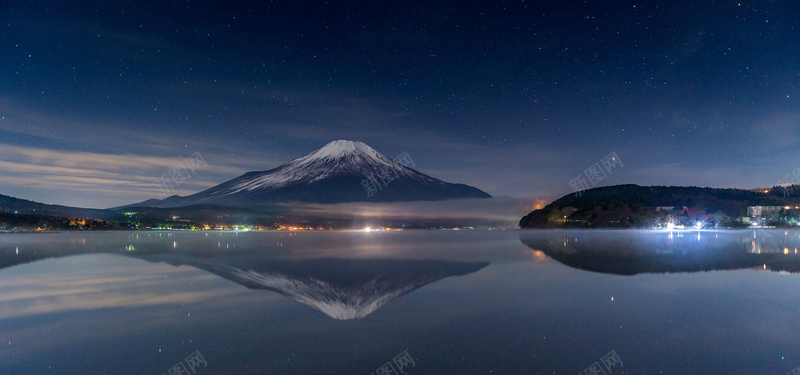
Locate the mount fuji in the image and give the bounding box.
[131,140,490,208]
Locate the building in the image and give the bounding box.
[747,206,784,225]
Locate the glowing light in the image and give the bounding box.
[529,250,548,262]
[363,227,372,232]
[611,296,614,301]
[531,199,547,210]
[666,222,675,230]
[784,248,790,254]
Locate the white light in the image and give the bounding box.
[363,227,372,232]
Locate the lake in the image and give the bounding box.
[2,229,800,374]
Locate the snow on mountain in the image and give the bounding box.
[126,139,490,207]
[211,140,416,197]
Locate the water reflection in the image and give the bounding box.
[0,232,489,320]
[137,255,488,319]
[520,230,800,275]
[5,231,800,374]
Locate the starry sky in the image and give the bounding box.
[1,0,798,209]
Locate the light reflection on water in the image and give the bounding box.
[2,230,800,374]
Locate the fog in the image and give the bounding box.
[275,197,534,227]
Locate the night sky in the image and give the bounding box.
[1,0,798,209]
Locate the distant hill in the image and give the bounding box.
[519,184,794,229]
[0,194,114,220]
[0,194,125,231]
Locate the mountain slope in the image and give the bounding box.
[0,193,114,220]
[130,140,490,208]
[519,184,789,228]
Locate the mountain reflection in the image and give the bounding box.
[140,255,489,320]
[520,230,800,275]
[0,239,489,320]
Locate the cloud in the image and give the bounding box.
[0,143,242,207]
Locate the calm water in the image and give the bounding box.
[3,229,800,374]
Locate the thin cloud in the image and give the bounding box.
[278,197,533,226]
[0,143,242,207]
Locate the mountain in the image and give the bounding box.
[0,193,111,218]
[127,140,490,208]
[519,184,792,229]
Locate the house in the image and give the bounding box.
[747,206,784,225]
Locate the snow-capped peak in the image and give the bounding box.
[311,140,379,159]
[210,140,419,196]
[288,139,390,169]
[128,139,491,207]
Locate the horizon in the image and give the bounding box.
[0,136,792,211]
[0,137,791,210]
[1,134,793,209]
[1,178,790,212]
[1,1,797,209]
